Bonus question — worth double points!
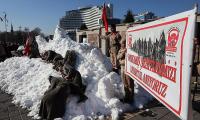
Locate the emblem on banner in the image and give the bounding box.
[128,35,132,48]
[166,27,180,52]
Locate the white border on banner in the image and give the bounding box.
[125,6,197,120]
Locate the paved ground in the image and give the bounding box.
[121,99,200,120]
[121,76,200,120]
[0,90,34,120]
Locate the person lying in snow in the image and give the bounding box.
[52,50,77,72]
[41,50,63,64]
[39,76,88,120]
[61,63,87,93]
[63,50,76,67]
[41,50,77,72]
[40,50,87,120]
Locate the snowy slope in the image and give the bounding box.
[0,26,153,120]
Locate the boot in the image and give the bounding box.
[124,87,133,103]
[77,95,88,103]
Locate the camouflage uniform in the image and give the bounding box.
[101,32,121,69]
[117,40,134,103]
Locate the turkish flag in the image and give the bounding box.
[23,37,31,56]
[102,4,108,32]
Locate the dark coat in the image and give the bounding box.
[42,50,63,63]
[63,50,76,67]
[62,64,86,92]
[0,44,7,61]
[39,77,70,120]
[39,76,87,120]
[28,37,40,58]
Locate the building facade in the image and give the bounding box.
[134,11,157,22]
[76,24,132,56]
[59,4,113,31]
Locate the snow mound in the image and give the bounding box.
[0,26,153,120]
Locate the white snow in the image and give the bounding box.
[0,26,153,120]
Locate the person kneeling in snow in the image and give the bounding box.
[39,76,88,120]
[23,33,40,58]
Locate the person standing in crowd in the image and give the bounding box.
[117,39,134,103]
[101,24,122,73]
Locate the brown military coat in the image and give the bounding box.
[117,48,126,66]
[101,32,121,68]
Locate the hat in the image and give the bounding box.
[111,24,116,28]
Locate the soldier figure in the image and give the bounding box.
[39,76,87,120]
[117,39,134,103]
[101,24,121,73]
[41,50,63,63]
[53,50,76,72]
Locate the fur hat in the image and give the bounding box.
[111,24,116,28]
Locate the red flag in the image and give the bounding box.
[23,37,31,56]
[101,4,108,32]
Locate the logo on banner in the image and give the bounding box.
[166,27,180,52]
[128,35,132,48]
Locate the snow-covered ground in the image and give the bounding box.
[0,26,153,120]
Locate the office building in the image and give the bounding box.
[134,11,157,22]
[59,4,113,31]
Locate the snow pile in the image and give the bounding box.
[0,26,153,120]
[53,25,69,40]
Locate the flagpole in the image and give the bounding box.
[98,25,102,48]
[3,12,7,32]
[3,12,8,56]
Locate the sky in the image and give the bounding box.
[0,0,199,35]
